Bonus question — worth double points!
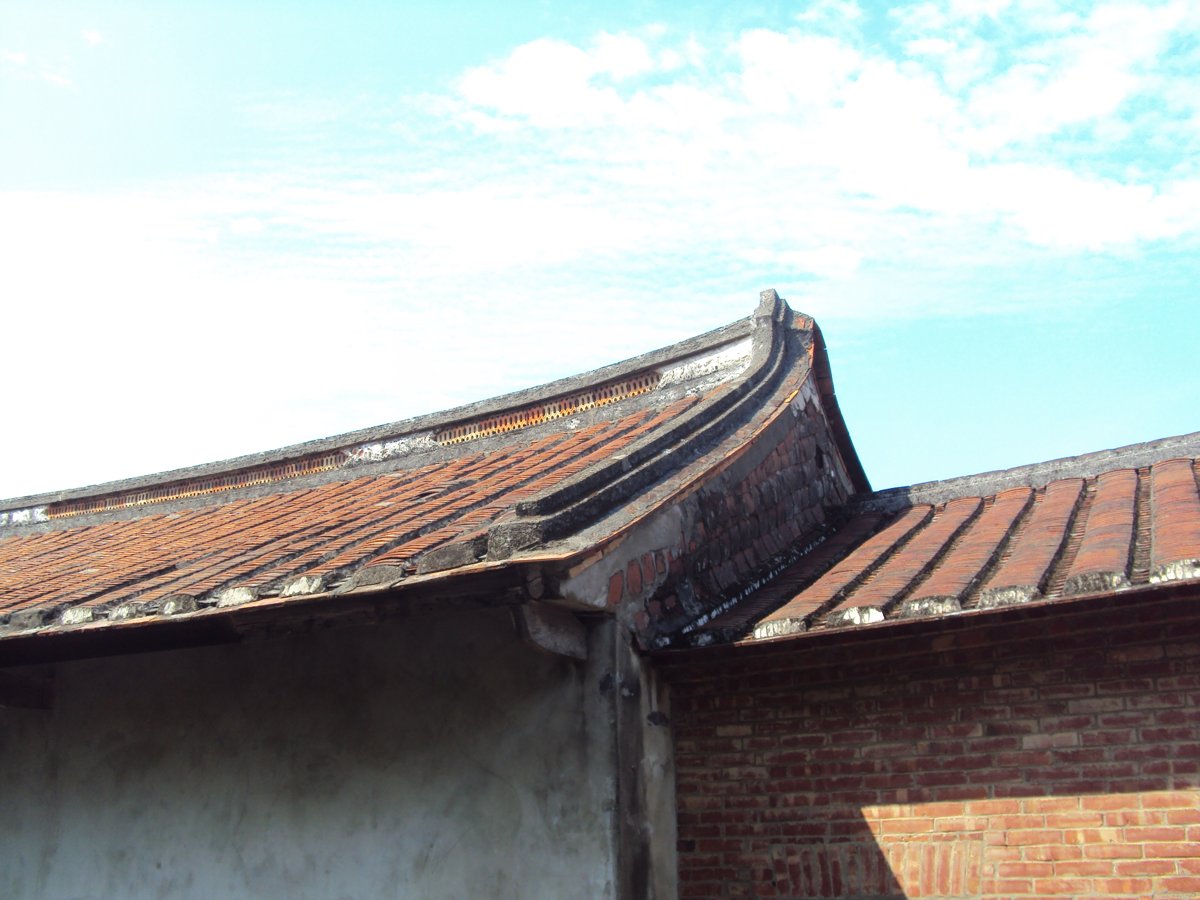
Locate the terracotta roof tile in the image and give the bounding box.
[758,506,932,630]
[1063,468,1137,595]
[727,437,1200,645]
[6,294,1196,659]
[1150,458,1200,582]
[0,367,721,633]
[900,488,1032,617]
[826,495,982,624]
[744,514,886,638]
[975,478,1083,606]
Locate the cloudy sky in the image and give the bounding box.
[2,0,1197,500]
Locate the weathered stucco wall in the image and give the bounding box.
[0,609,620,899]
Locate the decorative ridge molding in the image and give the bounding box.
[434,372,661,446]
[481,290,800,560]
[44,452,348,520]
[808,320,871,495]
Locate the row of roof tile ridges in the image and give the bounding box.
[0,314,755,521]
[745,432,1200,641]
[0,399,705,628]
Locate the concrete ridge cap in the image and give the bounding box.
[511,291,793,521]
[0,314,754,513]
[857,430,1200,512]
[484,293,802,559]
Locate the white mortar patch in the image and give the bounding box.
[214,587,257,608]
[345,433,438,465]
[282,574,328,597]
[1150,559,1200,584]
[752,617,807,641]
[161,595,197,616]
[0,506,49,528]
[60,606,96,626]
[659,337,753,391]
[825,606,884,628]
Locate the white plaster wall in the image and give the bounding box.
[0,609,617,899]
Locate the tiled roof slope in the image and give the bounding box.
[709,432,1200,644]
[0,291,868,660]
[1,405,690,623]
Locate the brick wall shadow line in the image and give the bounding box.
[669,593,1200,899]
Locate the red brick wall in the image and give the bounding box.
[662,592,1200,898]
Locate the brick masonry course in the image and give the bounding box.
[660,593,1200,898]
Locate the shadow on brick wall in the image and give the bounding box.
[669,594,1200,898]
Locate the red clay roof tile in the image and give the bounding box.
[1149,458,1200,583]
[976,478,1083,606]
[830,495,982,622]
[1063,468,1137,595]
[5,294,1197,657]
[0,367,724,635]
[744,514,886,637]
[901,488,1032,616]
[724,438,1200,645]
[757,507,932,630]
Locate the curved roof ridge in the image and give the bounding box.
[859,430,1200,514]
[1,314,754,522]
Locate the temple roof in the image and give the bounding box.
[0,291,867,663]
[4,288,1195,666]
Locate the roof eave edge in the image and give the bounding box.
[650,576,1200,665]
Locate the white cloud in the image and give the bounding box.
[82,30,104,46]
[445,7,1200,262]
[2,49,28,65]
[592,32,655,80]
[457,38,625,128]
[964,2,1188,151]
[229,216,265,236]
[735,30,862,114]
[0,184,742,497]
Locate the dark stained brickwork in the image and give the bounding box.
[599,385,858,648]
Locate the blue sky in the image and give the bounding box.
[2,0,1197,500]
